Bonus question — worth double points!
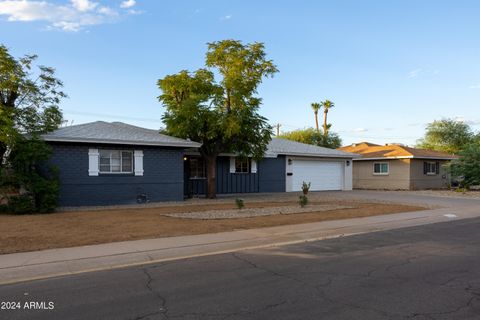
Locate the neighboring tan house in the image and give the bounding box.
[338,142,458,190]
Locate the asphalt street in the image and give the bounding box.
[1,217,480,320]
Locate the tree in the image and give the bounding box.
[451,143,480,187]
[417,119,473,154]
[320,99,334,136]
[279,127,342,149]
[311,102,320,132]
[0,44,64,213]
[0,44,65,166]
[158,40,278,198]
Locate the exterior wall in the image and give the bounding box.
[352,159,411,190]
[49,143,184,206]
[215,156,259,193]
[409,159,450,190]
[185,156,286,195]
[258,156,286,192]
[344,159,353,191]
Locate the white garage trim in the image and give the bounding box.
[286,157,350,192]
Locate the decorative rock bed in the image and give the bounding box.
[162,204,356,220]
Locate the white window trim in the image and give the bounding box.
[425,161,437,175]
[373,162,389,175]
[99,149,134,174]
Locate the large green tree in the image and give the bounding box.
[311,102,320,132]
[0,44,64,166]
[417,119,473,154]
[158,40,277,198]
[451,143,480,187]
[0,44,64,213]
[279,127,342,149]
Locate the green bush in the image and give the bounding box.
[299,195,308,208]
[7,195,36,214]
[235,198,245,210]
[6,137,60,214]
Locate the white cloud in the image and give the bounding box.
[468,83,480,89]
[407,68,440,79]
[353,128,368,133]
[120,0,135,9]
[220,14,232,21]
[408,68,422,79]
[70,0,97,12]
[0,0,134,31]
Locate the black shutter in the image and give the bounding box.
[435,161,440,174]
[423,162,427,174]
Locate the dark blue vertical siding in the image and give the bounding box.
[258,156,286,192]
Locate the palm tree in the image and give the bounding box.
[311,102,321,132]
[320,100,335,136]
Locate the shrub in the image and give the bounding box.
[301,181,311,195]
[299,195,308,208]
[7,195,36,214]
[235,198,245,210]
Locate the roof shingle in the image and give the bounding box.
[42,121,201,148]
[339,142,458,160]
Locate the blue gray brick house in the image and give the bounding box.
[42,121,357,207]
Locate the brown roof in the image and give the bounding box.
[338,142,458,160]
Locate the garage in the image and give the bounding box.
[290,159,344,191]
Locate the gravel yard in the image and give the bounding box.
[163,204,355,219]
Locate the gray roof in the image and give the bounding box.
[266,138,358,158]
[42,121,201,148]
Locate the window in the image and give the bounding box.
[235,158,250,173]
[373,162,389,175]
[424,161,439,175]
[189,158,206,178]
[99,150,133,173]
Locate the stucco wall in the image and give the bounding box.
[353,159,411,190]
[49,143,184,206]
[409,159,450,190]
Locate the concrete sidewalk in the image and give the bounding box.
[1,202,479,285]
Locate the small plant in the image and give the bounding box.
[7,195,36,215]
[235,198,245,210]
[299,195,308,208]
[301,181,311,195]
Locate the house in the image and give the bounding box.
[42,121,357,207]
[338,142,458,190]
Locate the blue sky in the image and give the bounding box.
[1,0,479,146]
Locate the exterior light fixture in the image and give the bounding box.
[288,159,292,165]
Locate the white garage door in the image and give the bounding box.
[292,160,343,191]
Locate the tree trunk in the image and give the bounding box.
[0,142,7,169]
[204,154,217,199]
[323,110,328,136]
[314,112,319,132]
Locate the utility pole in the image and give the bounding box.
[276,123,282,136]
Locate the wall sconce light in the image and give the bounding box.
[183,156,188,161]
[346,160,351,166]
[288,159,292,165]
